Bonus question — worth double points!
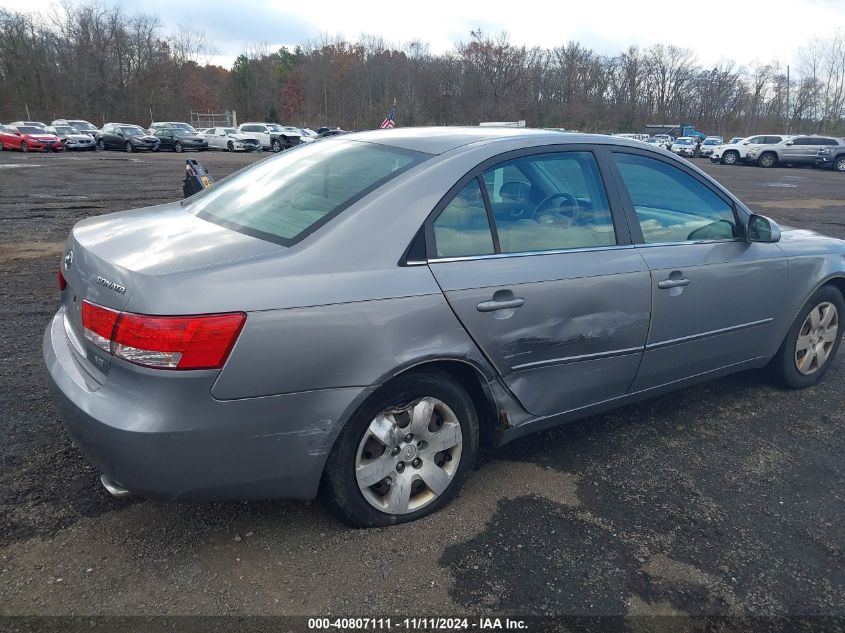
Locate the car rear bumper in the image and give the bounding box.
[43,309,368,501]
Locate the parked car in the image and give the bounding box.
[98,123,160,152]
[710,135,790,165]
[815,139,845,172]
[748,135,840,168]
[319,128,347,137]
[152,128,208,152]
[670,136,698,157]
[202,127,262,152]
[653,134,673,148]
[44,128,845,527]
[45,125,96,151]
[148,121,198,135]
[0,124,62,152]
[238,122,300,152]
[52,119,101,140]
[10,120,48,129]
[698,136,724,158]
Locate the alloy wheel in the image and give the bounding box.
[723,151,738,165]
[795,301,839,375]
[835,157,845,172]
[760,153,775,168]
[355,396,463,515]
[20,142,28,153]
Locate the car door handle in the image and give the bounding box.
[477,298,525,312]
[657,278,691,289]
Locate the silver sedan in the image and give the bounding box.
[44,128,845,527]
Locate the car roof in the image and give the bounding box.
[336,126,643,155]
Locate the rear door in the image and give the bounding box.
[426,147,652,417]
[608,149,787,391]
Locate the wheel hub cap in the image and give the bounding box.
[355,396,463,515]
[794,301,839,376]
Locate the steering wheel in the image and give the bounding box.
[532,192,580,225]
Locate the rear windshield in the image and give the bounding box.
[184,140,428,245]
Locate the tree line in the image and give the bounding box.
[1,4,844,137]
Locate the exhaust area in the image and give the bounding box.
[100,474,133,499]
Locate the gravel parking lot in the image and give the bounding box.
[0,149,843,627]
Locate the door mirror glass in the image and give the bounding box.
[747,214,781,243]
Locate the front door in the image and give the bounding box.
[427,148,652,417]
[608,150,788,392]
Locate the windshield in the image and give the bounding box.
[121,127,145,137]
[185,140,428,245]
[223,128,238,135]
[266,124,284,132]
[171,123,197,133]
[19,126,46,134]
[676,139,694,145]
[172,129,192,137]
[703,139,720,145]
[54,126,76,134]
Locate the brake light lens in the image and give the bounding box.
[58,267,67,291]
[81,300,245,370]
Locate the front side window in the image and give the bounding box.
[613,152,738,243]
[482,152,615,253]
[185,140,427,245]
[432,179,495,258]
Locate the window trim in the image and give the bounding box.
[606,146,748,246]
[423,145,632,262]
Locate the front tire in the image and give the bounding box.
[227,141,234,152]
[722,150,739,165]
[97,139,105,150]
[20,142,28,153]
[124,141,134,153]
[323,370,479,527]
[758,152,777,168]
[271,139,282,152]
[834,156,845,173]
[768,285,844,389]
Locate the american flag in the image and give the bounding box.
[380,106,396,129]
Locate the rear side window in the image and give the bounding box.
[433,180,495,258]
[613,153,738,243]
[186,141,427,245]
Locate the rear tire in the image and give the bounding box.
[174,141,183,153]
[722,150,739,165]
[758,152,777,168]
[322,369,479,527]
[768,285,844,389]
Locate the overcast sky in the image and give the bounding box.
[7,0,844,70]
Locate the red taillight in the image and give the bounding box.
[58,267,67,291]
[81,300,245,370]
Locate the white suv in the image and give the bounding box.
[238,123,301,152]
[711,135,790,165]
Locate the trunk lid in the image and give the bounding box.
[60,202,284,375]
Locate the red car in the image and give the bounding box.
[0,125,63,152]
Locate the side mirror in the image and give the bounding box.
[748,214,781,243]
[785,141,793,146]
